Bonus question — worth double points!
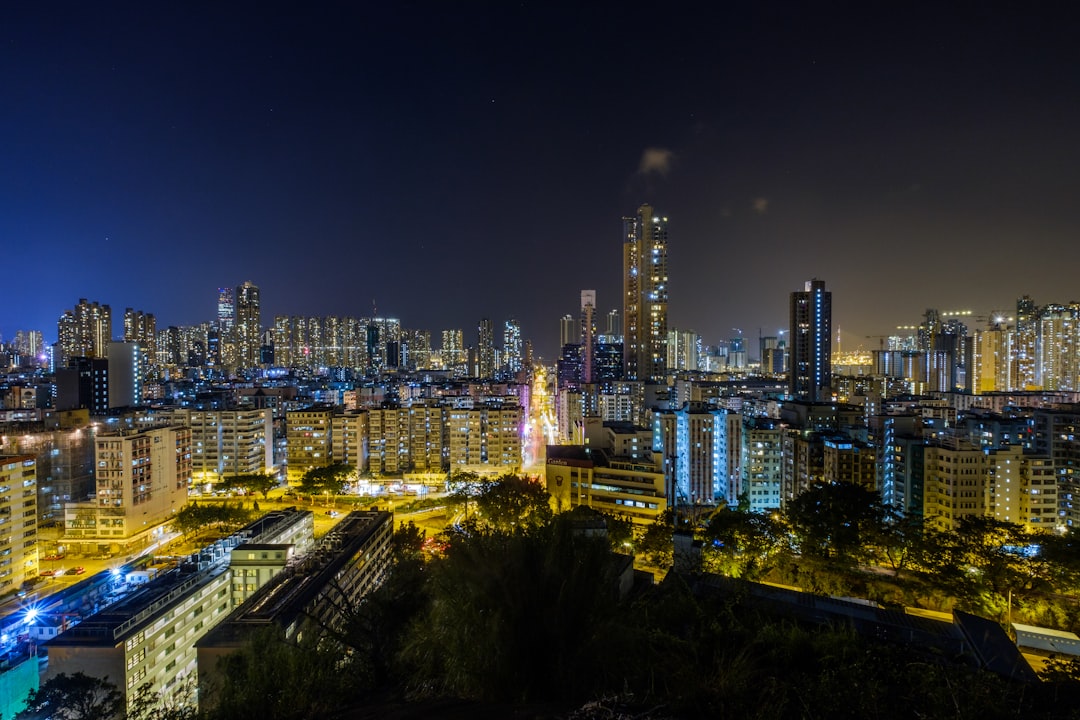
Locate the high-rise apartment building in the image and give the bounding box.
[1014,295,1038,390]
[581,291,596,383]
[170,408,274,486]
[0,455,38,590]
[235,281,261,369]
[503,319,522,378]
[62,425,191,554]
[441,329,465,372]
[477,318,496,379]
[622,204,669,382]
[446,400,522,472]
[789,279,832,402]
[286,407,333,484]
[57,299,113,362]
[1036,303,1079,391]
[123,308,157,367]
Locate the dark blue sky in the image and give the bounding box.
[3,3,1080,358]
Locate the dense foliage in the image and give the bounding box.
[26,478,1080,719]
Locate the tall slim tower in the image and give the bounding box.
[622,204,669,382]
[217,287,235,333]
[235,281,261,368]
[581,290,596,383]
[789,279,832,402]
[503,319,522,377]
[477,318,496,378]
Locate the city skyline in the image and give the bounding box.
[4,5,1080,357]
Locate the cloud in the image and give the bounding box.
[752,197,769,214]
[638,147,674,177]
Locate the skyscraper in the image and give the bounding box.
[235,281,261,368]
[503,319,522,377]
[217,287,235,333]
[622,204,668,382]
[57,298,113,362]
[789,279,832,402]
[580,290,596,383]
[477,318,496,378]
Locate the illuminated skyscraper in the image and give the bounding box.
[235,281,261,368]
[57,298,113,362]
[503,319,522,377]
[1015,295,1038,390]
[217,287,235,333]
[123,308,157,368]
[559,314,577,349]
[580,291,595,383]
[441,329,465,372]
[477,318,496,378]
[622,204,668,382]
[789,279,832,402]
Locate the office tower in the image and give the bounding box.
[788,279,832,402]
[622,204,669,381]
[581,291,596,383]
[217,287,235,333]
[235,281,261,369]
[477,318,496,378]
[503,319,523,377]
[57,299,113,362]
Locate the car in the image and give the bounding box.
[73,566,86,575]
[53,568,66,577]
[43,553,65,561]
[327,510,340,518]
[39,569,54,577]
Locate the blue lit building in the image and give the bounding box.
[789,279,832,402]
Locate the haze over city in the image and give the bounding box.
[3,3,1080,357]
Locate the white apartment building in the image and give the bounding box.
[169,408,273,486]
[63,425,191,555]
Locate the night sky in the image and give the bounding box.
[3,3,1080,359]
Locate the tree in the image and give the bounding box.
[227,472,277,499]
[638,509,675,569]
[18,672,123,720]
[299,463,353,505]
[784,482,891,565]
[202,625,361,720]
[399,513,622,702]
[171,503,252,542]
[472,474,552,533]
[701,507,787,579]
